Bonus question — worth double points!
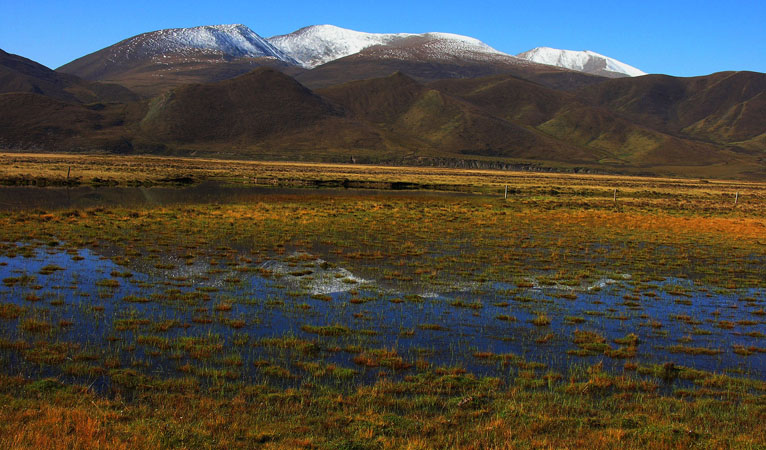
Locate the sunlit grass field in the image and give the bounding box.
[0,154,764,448]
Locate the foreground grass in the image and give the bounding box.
[1,371,764,449]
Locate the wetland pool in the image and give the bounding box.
[1,241,764,396]
[0,182,473,212]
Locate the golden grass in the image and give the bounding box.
[2,152,765,199]
[0,155,765,448]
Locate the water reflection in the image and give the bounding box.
[0,182,471,211]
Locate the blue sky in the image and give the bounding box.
[2,0,764,76]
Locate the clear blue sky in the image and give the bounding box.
[2,0,764,76]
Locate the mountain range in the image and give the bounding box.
[56,24,634,96]
[1,24,764,179]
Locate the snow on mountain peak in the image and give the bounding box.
[413,32,509,61]
[516,47,645,77]
[268,25,511,68]
[267,25,413,68]
[86,23,646,78]
[421,32,501,52]
[124,24,296,63]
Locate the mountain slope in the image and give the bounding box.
[268,25,411,68]
[57,25,301,97]
[293,36,607,91]
[268,25,510,69]
[318,72,596,161]
[1,48,138,103]
[517,47,645,78]
[138,67,338,143]
[429,74,739,167]
[57,24,609,95]
[0,92,142,152]
[2,46,763,178]
[59,24,295,80]
[578,71,766,149]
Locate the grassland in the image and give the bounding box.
[0,154,764,448]
[2,152,765,195]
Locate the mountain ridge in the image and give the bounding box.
[56,24,645,96]
[1,27,763,180]
[267,24,510,69]
[517,47,646,78]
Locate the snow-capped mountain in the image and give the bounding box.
[516,47,645,78]
[268,25,512,69]
[115,24,295,62]
[57,24,301,91]
[60,24,297,76]
[267,25,411,68]
[59,23,644,96]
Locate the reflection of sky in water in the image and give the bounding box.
[0,243,764,394]
[0,183,473,212]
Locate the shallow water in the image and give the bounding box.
[1,242,763,395]
[0,183,474,212]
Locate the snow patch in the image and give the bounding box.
[268,25,411,68]
[268,24,514,68]
[516,47,645,77]
[115,24,297,64]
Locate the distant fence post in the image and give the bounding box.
[613,188,617,203]
[504,185,508,200]
[735,192,739,205]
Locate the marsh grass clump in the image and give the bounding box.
[258,336,320,355]
[353,349,412,371]
[418,324,447,331]
[213,302,232,312]
[0,303,24,319]
[20,318,53,334]
[95,278,120,288]
[23,293,41,302]
[666,345,723,356]
[495,314,516,322]
[564,316,586,324]
[569,330,609,356]
[114,317,150,331]
[261,365,292,378]
[3,275,36,287]
[614,333,640,346]
[449,300,483,309]
[38,264,64,275]
[300,324,350,336]
[22,342,75,365]
[531,314,552,327]
[136,335,171,350]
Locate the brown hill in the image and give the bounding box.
[318,72,597,162]
[138,68,339,144]
[578,71,766,150]
[60,52,301,98]
[0,49,138,103]
[136,69,587,162]
[430,74,752,167]
[57,25,304,98]
[2,47,764,179]
[0,92,140,152]
[295,39,607,91]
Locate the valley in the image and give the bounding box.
[0,16,765,448]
